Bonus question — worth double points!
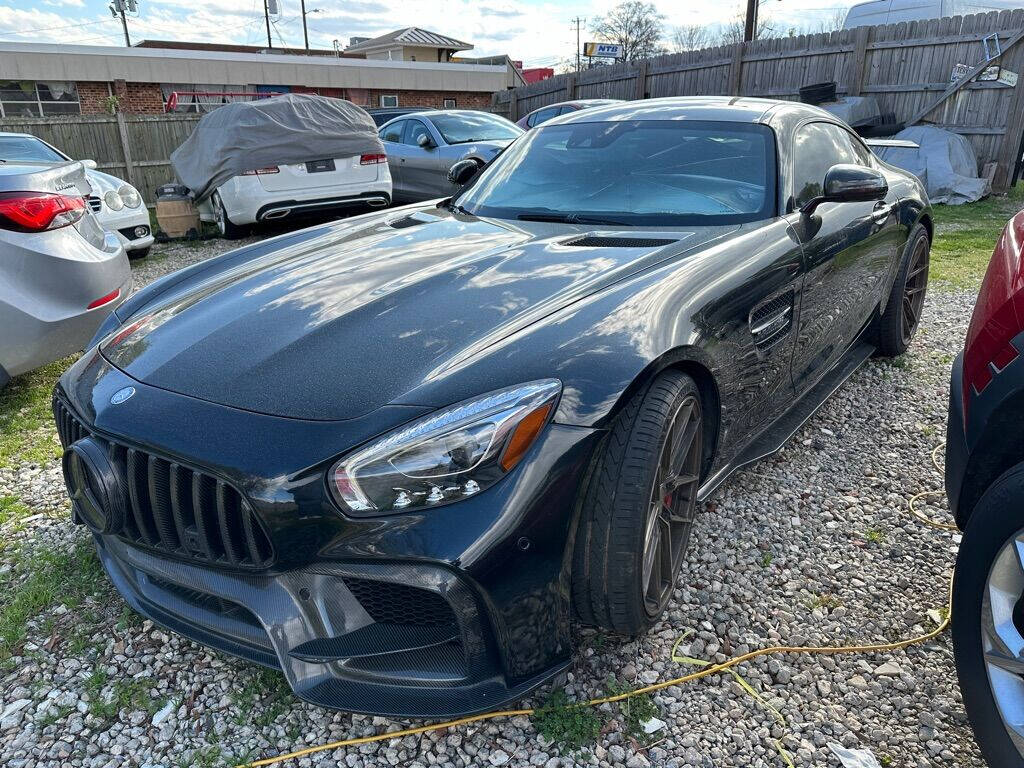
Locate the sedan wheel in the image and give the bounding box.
[875,222,930,357]
[901,232,929,347]
[953,463,1024,768]
[572,370,706,634]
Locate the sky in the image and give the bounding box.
[1,0,862,68]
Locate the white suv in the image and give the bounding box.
[204,153,392,239]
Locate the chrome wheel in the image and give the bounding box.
[901,234,929,346]
[983,529,1024,757]
[641,394,702,617]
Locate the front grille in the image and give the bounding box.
[87,195,102,213]
[345,577,458,628]
[53,396,274,570]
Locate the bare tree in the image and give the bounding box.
[670,24,711,53]
[590,1,666,62]
[717,11,775,45]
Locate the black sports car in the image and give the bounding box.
[55,97,931,718]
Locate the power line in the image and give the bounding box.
[0,17,116,36]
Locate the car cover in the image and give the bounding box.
[874,124,990,205]
[169,93,385,202]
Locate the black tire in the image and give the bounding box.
[953,464,1024,768]
[214,192,247,240]
[572,370,705,634]
[874,222,929,357]
[127,246,151,260]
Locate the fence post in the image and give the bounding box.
[729,44,744,96]
[114,111,137,189]
[508,92,519,123]
[634,60,649,100]
[565,73,577,100]
[849,25,871,97]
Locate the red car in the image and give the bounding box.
[516,98,622,129]
[948,209,1024,767]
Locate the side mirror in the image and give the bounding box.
[82,159,98,169]
[801,164,887,215]
[417,133,435,149]
[447,159,480,186]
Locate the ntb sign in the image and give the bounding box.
[584,42,623,58]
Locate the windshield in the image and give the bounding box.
[431,112,522,145]
[0,136,66,163]
[454,120,776,226]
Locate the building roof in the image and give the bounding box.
[133,39,362,59]
[345,27,473,53]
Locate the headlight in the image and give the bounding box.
[103,190,124,211]
[118,185,141,209]
[329,380,561,516]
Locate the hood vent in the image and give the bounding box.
[562,235,677,248]
[388,215,423,230]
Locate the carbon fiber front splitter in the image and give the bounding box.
[94,534,568,718]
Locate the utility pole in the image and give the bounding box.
[109,0,135,47]
[743,0,758,42]
[301,0,309,50]
[571,16,585,72]
[263,0,274,48]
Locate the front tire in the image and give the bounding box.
[875,222,929,357]
[572,371,705,634]
[953,464,1024,768]
[127,246,151,260]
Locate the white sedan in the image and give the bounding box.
[0,133,153,259]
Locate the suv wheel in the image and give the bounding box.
[954,463,1024,767]
[572,370,705,634]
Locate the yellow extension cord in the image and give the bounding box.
[239,445,957,767]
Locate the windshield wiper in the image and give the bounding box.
[516,211,629,226]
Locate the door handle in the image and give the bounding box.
[871,201,893,223]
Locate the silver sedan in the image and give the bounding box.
[377,110,522,203]
[0,160,130,386]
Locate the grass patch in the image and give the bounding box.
[85,667,165,723]
[0,540,108,661]
[930,187,1024,289]
[606,677,660,746]
[865,527,885,543]
[532,689,603,756]
[0,355,76,469]
[231,666,293,727]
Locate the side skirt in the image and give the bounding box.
[697,339,875,501]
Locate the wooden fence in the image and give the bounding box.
[0,113,201,205]
[493,9,1024,190]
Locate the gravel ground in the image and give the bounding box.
[0,232,985,768]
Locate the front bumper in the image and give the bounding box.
[95,206,152,251]
[57,351,602,717]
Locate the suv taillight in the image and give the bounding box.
[0,192,87,232]
[963,213,1024,415]
[360,153,387,165]
[240,166,280,175]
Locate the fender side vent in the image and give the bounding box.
[562,236,677,248]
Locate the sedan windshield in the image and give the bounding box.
[454,120,776,226]
[431,113,522,145]
[0,136,66,163]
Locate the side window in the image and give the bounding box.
[532,106,560,126]
[526,111,537,127]
[557,105,575,115]
[403,120,432,147]
[792,122,862,208]
[848,135,874,166]
[380,120,405,144]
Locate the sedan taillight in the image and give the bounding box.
[963,212,1024,415]
[360,153,387,165]
[0,192,87,232]
[240,166,280,175]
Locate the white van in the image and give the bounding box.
[843,0,1023,28]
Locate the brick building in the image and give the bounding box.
[0,30,522,117]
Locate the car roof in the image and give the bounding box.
[550,96,821,125]
[0,132,40,139]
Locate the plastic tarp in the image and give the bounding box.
[819,96,882,127]
[169,93,385,202]
[874,125,989,205]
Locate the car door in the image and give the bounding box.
[786,120,901,394]
[399,119,446,200]
[378,120,407,199]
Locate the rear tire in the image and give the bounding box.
[874,222,929,357]
[953,464,1024,768]
[127,246,150,260]
[572,371,705,634]
[214,192,247,240]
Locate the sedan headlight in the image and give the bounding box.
[118,185,142,209]
[103,190,124,211]
[329,380,561,516]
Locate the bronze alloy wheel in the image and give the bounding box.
[641,393,703,617]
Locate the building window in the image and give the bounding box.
[380,94,399,107]
[0,81,80,118]
[443,98,456,109]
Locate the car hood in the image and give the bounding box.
[101,205,735,420]
[86,169,131,195]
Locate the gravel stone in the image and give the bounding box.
[0,235,988,766]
